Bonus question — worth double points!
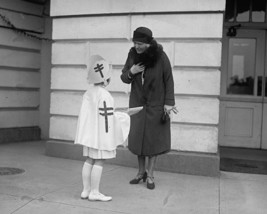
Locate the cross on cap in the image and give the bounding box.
[87,55,111,84]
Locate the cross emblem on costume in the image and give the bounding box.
[94,63,104,78]
[99,101,114,133]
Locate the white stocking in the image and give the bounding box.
[90,164,103,194]
[82,161,93,194]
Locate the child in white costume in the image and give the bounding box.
[74,55,130,202]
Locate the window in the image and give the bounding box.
[227,38,256,95]
[225,0,267,23]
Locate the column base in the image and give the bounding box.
[46,140,220,177]
[0,127,40,144]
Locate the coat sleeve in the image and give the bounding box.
[121,50,135,84]
[162,52,175,106]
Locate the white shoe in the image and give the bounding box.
[88,192,112,202]
[81,191,89,199]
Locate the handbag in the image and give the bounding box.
[161,111,170,124]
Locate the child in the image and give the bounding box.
[74,55,131,202]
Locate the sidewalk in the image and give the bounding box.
[0,141,267,214]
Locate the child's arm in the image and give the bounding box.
[115,106,143,116]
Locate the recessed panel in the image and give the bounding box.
[225,107,253,137]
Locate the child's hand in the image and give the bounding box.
[115,106,143,116]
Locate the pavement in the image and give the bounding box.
[0,141,267,214]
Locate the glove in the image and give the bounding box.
[164,105,178,114]
[130,63,145,75]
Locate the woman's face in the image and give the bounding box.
[134,41,150,54]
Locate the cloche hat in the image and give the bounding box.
[133,26,153,44]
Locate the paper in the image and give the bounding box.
[116,106,143,116]
[127,106,143,116]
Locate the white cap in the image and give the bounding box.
[87,55,111,84]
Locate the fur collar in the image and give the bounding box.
[129,40,163,68]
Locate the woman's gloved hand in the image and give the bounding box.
[130,63,145,75]
[161,105,178,124]
[164,105,178,114]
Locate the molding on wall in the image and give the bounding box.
[51,11,224,19]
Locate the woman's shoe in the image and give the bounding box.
[146,176,155,190]
[129,171,147,184]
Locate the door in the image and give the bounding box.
[219,29,267,149]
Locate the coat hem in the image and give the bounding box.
[129,148,170,157]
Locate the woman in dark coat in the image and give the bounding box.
[120,27,176,189]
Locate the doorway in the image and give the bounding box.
[219,0,267,150]
[219,29,267,149]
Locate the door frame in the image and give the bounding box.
[219,28,266,149]
[262,29,267,149]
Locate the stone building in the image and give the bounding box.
[1,0,266,177]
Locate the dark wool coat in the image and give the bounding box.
[121,41,175,156]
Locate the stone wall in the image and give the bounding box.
[47,0,226,176]
[0,0,50,142]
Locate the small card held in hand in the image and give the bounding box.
[127,106,143,116]
[116,106,143,116]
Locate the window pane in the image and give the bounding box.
[252,0,266,22]
[225,0,235,22]
[236,0,250,22]
[227,39,256,95]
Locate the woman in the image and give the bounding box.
[120,27,176,189]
